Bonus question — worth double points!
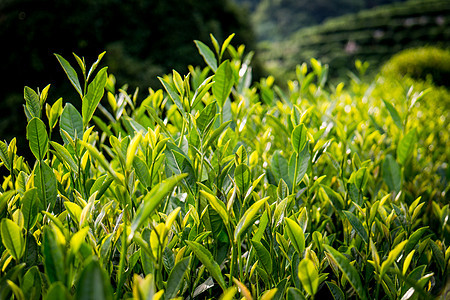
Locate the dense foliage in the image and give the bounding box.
[0,35,449,299]
[260,0,450,80]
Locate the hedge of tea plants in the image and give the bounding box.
[0,35,449,299]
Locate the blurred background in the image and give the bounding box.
[0,0,449,156]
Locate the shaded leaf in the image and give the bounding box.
[186,240,226,291]
[26,118,48,161]
[324,244,367,300]
[1,219,25,261]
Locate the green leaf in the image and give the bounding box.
[60,103,83,143]
[322,185,344,211]
[291,124,308,153]
[55,54,83,98]
[220,33,235,59]
[165,143,197,195]
[1,219,25,261]
[382,99,403,130]
[342,210,368,244]
[430,240,445,274]
[194,40,218,72]
[284,217,305,255]
[42,226,65,283]
[0,141,11,170]
[382,154,402,192]
[35,161,57,211]
[298,258,319,296]
[326,281,345,300]
[26,118,48,161]
[50,141,78,173]
[24,87,40,119]
[380,240,407,279]
[397,129,417,165]
[87,51,106,81]
[271,150,292,190]
[21,188,39,231]
[158,76,184,114]
[252,240,273,274]
[22,266,41,300]
[212,60,234,108]
[200,190,228,226]
[82,67,108,126]
[235,163,251,195]
[287,288,306,300]
[289,144,310,186]
[197,101,217,135]
[75,259,113,300]
[7,280,24,300]
[45,282,70,300]
[405,227,428,255]
[234,197,268,242]
[185,240,226,291]
[133,156,151,188]
[324,244,367,300]
[130,174,187,237]
[165,257,190,300]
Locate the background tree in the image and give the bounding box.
[0,0,259,157]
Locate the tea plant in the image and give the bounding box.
[0,34,449,299]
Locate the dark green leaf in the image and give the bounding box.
[252,240,273,274]
[22,266,41,300]
[60,103,83,143]
[194,40,218,72]
[291,124,308,153]
[21,188,39,231]
[24,87,40,118]
[235,163,251,195]
[197,102,217,135]
[26,118,48,161]
[45,282,69,300]
[165,257,190,300]
[271,151,292,190]
[212,60,234,108]
[55,53,83,98]
[289,144,310,186]
[82,67,108,126]
[42,226,65,283]
[343,210,368,244]
[287,288,306,300]
[35,161,57,211]
[324,244,367,300]
[186,240,226,291]
[75,259,113,300]
[50,141,78,173]
[326,281,345,300]
[1,219,25,261]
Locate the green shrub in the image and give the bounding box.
[0,34,448,299]
[381,46,450,87]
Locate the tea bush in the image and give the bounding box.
[380,46,450,87]
[0,35,449,299]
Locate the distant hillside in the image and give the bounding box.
[234,0,407,40]
[259,0,450,79]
